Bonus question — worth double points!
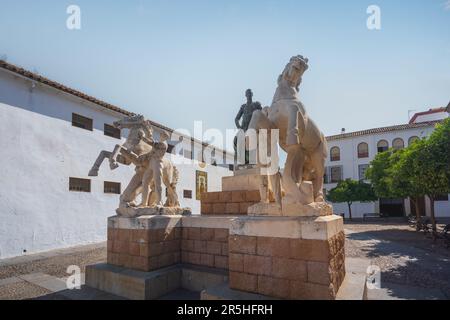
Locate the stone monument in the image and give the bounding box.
[234,89,262,166]
[85,57,353,301]
[88,114,191,217]
[247,55,331,217]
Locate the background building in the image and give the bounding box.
[324,107,450,219]
[0,61,233,259]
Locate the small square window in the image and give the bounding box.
[104,181,121,194]
[72,113,93,131]
[104,124,121,139]
[69,178,91,192]
[183,190,193,199]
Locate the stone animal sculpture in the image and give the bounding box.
[247,55,328,206]
[88,114,180,212]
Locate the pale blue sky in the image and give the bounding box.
[1,0,449,151]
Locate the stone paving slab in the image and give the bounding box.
[367,281,447,300]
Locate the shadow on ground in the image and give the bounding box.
[346,227,450,300]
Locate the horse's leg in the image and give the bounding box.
[89,150,112,176]
[282,145,304,204]
[120,170,144,207]
[150,160,164,207]
[109,144,121,170]
[309,142,327,202]
[269,171,282,206]
[139,168,153,207]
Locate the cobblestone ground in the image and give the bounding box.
[345,220,450,299]
[0,245,106,281]
[1,222,450,300]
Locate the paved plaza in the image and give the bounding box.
[0,220,449,300]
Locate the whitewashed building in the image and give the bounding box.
[324,106,450,219]
[0,61,233,259]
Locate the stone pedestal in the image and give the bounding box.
[107,215,182,272]
[228,215,346,300]
[201,167,276,215]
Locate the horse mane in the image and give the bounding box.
[141,120,153,138]
[277,62,300,91]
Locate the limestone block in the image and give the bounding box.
[247,203,282,216]
[116,206,191,217]
[281,201,333,217]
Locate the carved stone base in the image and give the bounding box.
[116,206,192,218]
[247,203,282,216]
[281,201,333,217]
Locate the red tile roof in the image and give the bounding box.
[326,120,442,141]
[0,60,232,156]
[408,107,447,124]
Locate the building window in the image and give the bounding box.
[183,148,192,160]
[358,164,369,181]
[330,147,340,162]
[408,136,419,146]
[183,190,193,199]
[104,181,121,194]
[435,194,449,201]
[104,124,121,139]
[357,142,369,158]
[69,178,91,192]
[72,113,93,131]
[330,166,343,183]
[392,138,405,150]
[167,144,175,154]
[323,167,329,184]
[377,140,389,153]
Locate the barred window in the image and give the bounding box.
[69,178,91,192]
[377,140,389,153]
[330,166,343,183]
[330,147,340,162]
[183,190,193,199]
[392,138,405,150]
[408,136,419,146]
[358,164,369,181]
[104,181,121,194]
[72,113,93,131]
[357,142,369,158]
[104,124,121,139]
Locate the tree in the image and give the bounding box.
[412,119,450,233]
[327,179,377,219]
[365,149,396,199]
[389,146,426,227]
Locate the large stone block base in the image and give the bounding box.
[202,258,368,301]
[85,263,228,300]
[228,215,346,300]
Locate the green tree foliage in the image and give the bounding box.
[411,119,450,232]
[365,118,450,233]
[327,179,377,219]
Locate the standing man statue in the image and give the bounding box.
[234,89,262,164]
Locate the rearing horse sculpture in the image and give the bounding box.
[248,55,328,206]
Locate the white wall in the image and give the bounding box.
[413,112,449,123]
[0,70,231,259]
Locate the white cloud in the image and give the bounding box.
[445,0,450,10]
